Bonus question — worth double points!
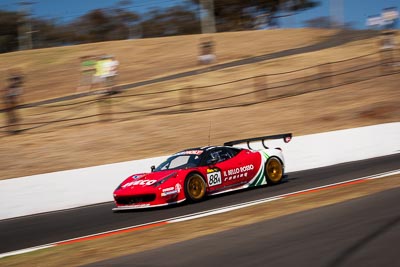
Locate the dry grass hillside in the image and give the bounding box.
[0,29,341,104]
[0,29,399,179]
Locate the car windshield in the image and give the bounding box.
[155,152,202,171]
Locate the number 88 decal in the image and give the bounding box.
[207,171,222,186]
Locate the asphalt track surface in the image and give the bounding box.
[1,153,399,255]
[86,186,400,267]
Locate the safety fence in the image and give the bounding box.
[1,48,399,136]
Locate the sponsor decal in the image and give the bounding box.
[175,183,182,193]
[161,183,182,197]
[132,174,145,180]
[207,168,219,173]
[122,179,157,188]
[162,187,175,192]
[174,150,203,156]
[284,136,292,143]
[131,204,150,208]
[224,164,253,181]
[207,170,222,187]
[161,190,178,197]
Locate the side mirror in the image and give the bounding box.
[151,165,155,172]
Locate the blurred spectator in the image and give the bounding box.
[77,55,97,92]
[93,55,108,90]
[3,68,24,133]
[92,54,120,94]
[198,37,216,65]
[103,55,120,94]
[379,31,398,69]
[94,55,119,122]
[380,31,397,50]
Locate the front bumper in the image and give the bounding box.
[112,199,186,211]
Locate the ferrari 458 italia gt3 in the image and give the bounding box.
[113,133,292,210]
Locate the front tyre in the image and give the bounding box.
[265,157,283,185]
[184,173,207,202]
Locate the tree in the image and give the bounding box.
[69,8,140,43]
[0,4,140,51]
[74,9,114,42]
[30,18,77,48]
[191,0,319,31]
[141,6,200,38]
[109,7,140,39]
[0,9,80,52]
[304,16,354,29]
[304,16,332,28]
[0,0,319,53]
[0,10,20,53]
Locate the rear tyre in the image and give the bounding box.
[265,157,283,185]
[184,173,207,202]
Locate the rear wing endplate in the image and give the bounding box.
[224,133,292,149]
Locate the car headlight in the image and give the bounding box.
[153,172,177,187]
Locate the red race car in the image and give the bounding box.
[113,133,292,210]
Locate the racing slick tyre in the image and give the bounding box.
[185,173,207,202]
[265,157,283,185]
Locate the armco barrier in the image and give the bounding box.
[0,122,399,220]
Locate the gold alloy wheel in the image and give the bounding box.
[186,174,206,201]
[266,157,283,184]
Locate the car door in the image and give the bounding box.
[203,147,241,190]
[233,149,261,184]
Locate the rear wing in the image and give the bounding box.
[224,133,292,150]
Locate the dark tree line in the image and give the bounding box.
[0,10,20,53]
[0,0,318,53]
[194,0,319,31]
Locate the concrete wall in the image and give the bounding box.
[0,122,399,220]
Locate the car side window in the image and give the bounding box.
[226,147,241,157]
[206,148,233,164]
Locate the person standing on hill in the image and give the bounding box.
[198,37,216,65]
[103,55,119,94]
[3,69,24,133]
[77,55,96,92]
[93,55,108,91]
[94,55,118,121]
